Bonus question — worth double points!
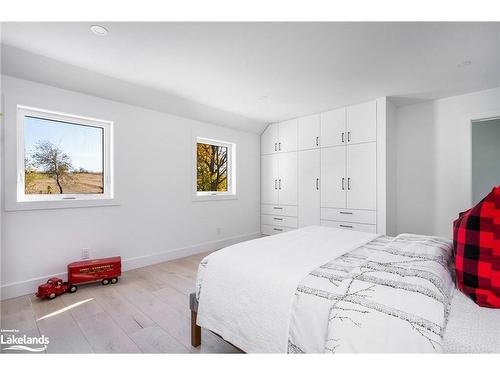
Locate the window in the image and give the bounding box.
[194,137,236,200]
[17,106,113,203]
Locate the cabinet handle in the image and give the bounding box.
[273,228,283,232]
[279,179,282,190]
[275,179,278,190]
[278,142,281,151]
[273,206,283,210]
[273,217,283,221]
[341,132,345,143]
[274,143,277,151]
[316,136,319,146]
[348,132,351,142]
[316,178,320,190]
[341,178,345,190]
[339,211,353,215]
[340,224,353,228]
[347,178,351,190]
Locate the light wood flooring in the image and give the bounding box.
[0,251,241,353]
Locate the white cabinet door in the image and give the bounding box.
[277,152,297,205]
[261,154,279,205]
[278,119,298,152]
[346,142,376,210]
[261,123,278,154]
[298,149,320,227]
[346,101,376,144]
[298,114,321,150]
[321,107,346,147]
[321,146,346,208]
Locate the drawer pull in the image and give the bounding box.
[273,207,283,210]
[339,211,353,215]
[273,217,283,221]
[273,228,283,232]
[340,224,353,228]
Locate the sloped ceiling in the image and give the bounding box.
[2,22,500,133]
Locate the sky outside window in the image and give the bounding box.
[24,116,104,195]
[25,116,103,173]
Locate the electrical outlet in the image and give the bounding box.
[81,248,90,259]
[216,227,222,235]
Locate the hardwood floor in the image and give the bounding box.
[0,252,242,354]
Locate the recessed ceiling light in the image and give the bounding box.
[457,60,472,68]
[90,25,108,37]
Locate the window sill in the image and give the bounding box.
[192,194,238,202]
[5,198,120,211]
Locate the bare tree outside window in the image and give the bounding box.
[24,116,104,195]
[30,140,74,193]
[197,142,228,192]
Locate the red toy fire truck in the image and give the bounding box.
[36,256,122,300]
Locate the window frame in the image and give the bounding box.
[16,105,114,204]
[192,136,237,201]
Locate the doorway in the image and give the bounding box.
[471,117,500,205]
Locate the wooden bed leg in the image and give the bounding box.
[191,310,201,347]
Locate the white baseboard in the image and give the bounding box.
[0,231,261,300]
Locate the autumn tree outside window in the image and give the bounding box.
[194,137,236,199]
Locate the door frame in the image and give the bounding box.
[469,110,500,206]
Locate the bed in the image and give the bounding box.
[190,226,499,353]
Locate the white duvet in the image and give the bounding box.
[196,227,455,353]
[288,234,455,353]
[196,226,379,353]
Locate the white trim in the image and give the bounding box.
[192,135,238,201]
[0,232,261,300]
[10,105,114,210]
[469,111,500,123]
[5,199,120,212]
[469,111,500,206]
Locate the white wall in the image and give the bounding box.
[396,87,500,238]
[385,99,398,236]
[1,75,261,299]
[0,43,3,298]
[375,97,398,237]
[471,119,500,205]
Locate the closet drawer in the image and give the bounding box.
[321,208,376,224]
[261,225,294,236]
[261,215,298,228]
[261,204,298,217]
[321,220,377,233]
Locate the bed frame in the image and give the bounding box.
[190,292,244,352]
[189,292,202,347]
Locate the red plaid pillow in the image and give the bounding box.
[453,186,500,308]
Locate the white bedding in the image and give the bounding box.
[443,288,500,353]
[289,234,454,352]
[196,227,456,353]
[196,226,379,353]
